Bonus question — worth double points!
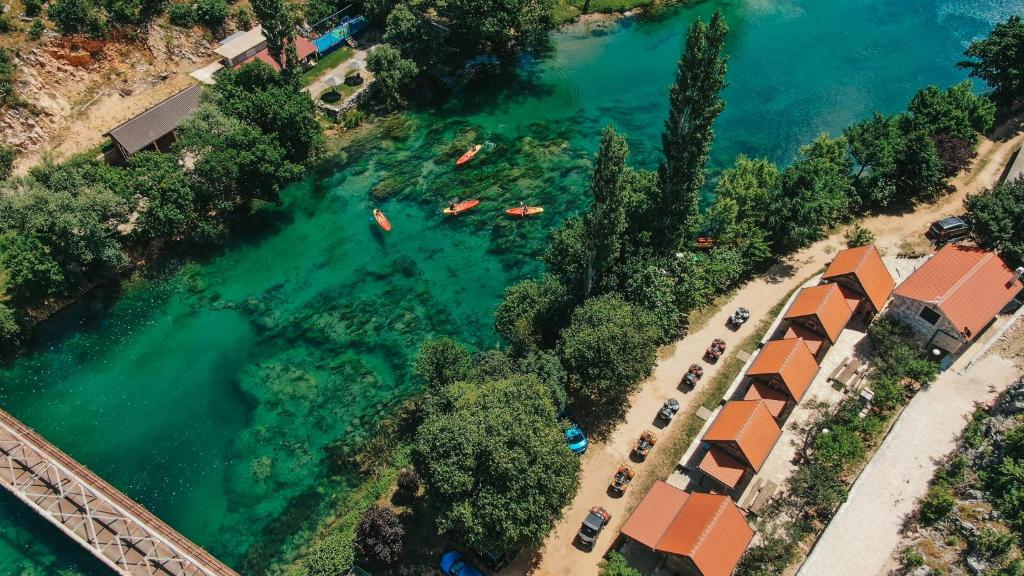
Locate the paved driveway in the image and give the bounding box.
[797,353,1022,576]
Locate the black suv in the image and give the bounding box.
[577,506,611,549]
[928,216,971,243]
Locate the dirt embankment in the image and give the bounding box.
[2,23,219,174]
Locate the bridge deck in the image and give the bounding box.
[0,408,239,576]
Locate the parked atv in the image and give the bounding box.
[728,307,750,328]
[610,465,636,494]
[576,507,611,550]
[682,363,704,388]
[705,338,727,362]
[658,399,680,423]
[632,431,657,460]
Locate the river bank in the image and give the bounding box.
[0,1,1015,575]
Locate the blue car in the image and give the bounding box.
[565,423,588,455]
[440,550,484,576]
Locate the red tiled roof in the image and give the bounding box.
[698,444,747,489]
[784,324,826,355]
[620,481,690,549]
[822,245,895,311]
[657,492,755,576]
[744,379,789,418]
[702,400,782,471]
[784,283,857,343]
[238,36,317,72]
[894,245,1023,339]
[745,338,820,402]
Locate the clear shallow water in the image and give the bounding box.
[1,0,1019,573]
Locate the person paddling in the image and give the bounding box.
[520,202,528,216]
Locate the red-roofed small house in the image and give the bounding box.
[743,337,820,420]
[890,245,1023,358]
[782,283,858,358]
[620,481,754,576]
[697,400,782,493]
[821,244,895,314]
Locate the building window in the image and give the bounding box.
[919,306,941,325]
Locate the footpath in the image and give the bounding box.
[515,121,1024,576]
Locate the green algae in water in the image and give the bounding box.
[0,0,1020,574]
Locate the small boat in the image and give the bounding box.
[456,145,482,167]
[505,206,544,217]
[373,208,391,231]
[443,199,480,216]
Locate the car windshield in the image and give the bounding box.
[580,523,599,537]
[451,561,466,574]
[566,429,584,443]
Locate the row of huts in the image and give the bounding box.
[616,243,1023,576]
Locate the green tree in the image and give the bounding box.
[195,0,227,28]
[558,293,659,414]
[617,255,681,343]
[436,0,556,58]
[672,247,745,313]
[844,223,875,248]
[653,10,728,249]
[959,15,1024,105]
[28,18,45,39]
[907,81,995,142]
[599,552,641,576]
[304,532,354,576]
[494,274,571,354]
[413,375,580,552]
[517,350,567,409]
[0,303,20,351]
[0,232,66,306]
[844,112,904,208]
[1,48,16,108]
[0,145,13,181]
[918,484,955,525]
[366,44,419,112]
[775,134,854,251]
[250,0,294,66]
[123,152,199,245]
[965,178,1024,266]
[168,1,197,26]
[414,336,473,390]
[48,0,97,34]
[383,4,443,67]
[23,0,42,17]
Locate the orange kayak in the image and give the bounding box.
[443,199,480,216]
[456,144,482,167]
[373,208,391,231]
[506,206,544,217]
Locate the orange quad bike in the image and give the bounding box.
[632,431,657,460]
[610,464,636,494]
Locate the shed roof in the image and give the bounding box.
[215,26,265,60]
[245,36,318,71]
[822,244,896,311]
[620,480,690,549]
[894,245,1023,339]
[103,85,202,155]
[784,283,857,343]
[658,492,755,576]
[745,337,820,402]
[698,444,747,489]
[744,379,790,418]
[702,400,781,471]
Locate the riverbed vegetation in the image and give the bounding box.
[0,62,320,353]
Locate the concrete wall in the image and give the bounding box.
[887,294,965,353]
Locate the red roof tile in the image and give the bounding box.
[702,400,782,471]
[784,283,856,343]
[744,380,789,418]
[620,481,690,549]
[657,492,755,576]
[745,338,820,402]
[822,245,895,311]
[894,245,1023,339]
[698,444,747,489]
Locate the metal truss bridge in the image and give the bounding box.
[0,408,239,576]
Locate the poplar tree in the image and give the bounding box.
[251,0,294,68]
[654,10,728,250]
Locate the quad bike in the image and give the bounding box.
[632,431,658,460]
[610,465,636,494]
[682,363,704,388]
[658,398,680,423]
[728,307,750,328]
[705,338,727,362]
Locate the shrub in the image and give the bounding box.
[343,108,365,129]
[304,532,354,576]
[233,4,251,29]
[844,223,875,247]
[395,467,420,493]
[28,19,46,39]
[919,484,955,525]
[23,0,43,17]
[0,145,13,181]
[0,304,21,352]
[194,0,226,29]
[0,14,15,33]
[971,526,1016,560]
[599,552,641,576]
[168,2,196,27]
[353,505,404,565]
[902,547,925,569]
[48,0,95,34]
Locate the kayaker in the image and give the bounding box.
[520,202,527,215]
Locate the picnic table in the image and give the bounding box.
[828,357,863,389]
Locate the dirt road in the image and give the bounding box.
[516,121,1024,576]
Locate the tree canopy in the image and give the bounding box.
[413,375,580,552]
[965,177,1024,267]
[366,44,420,112]
[959,15,1024,105]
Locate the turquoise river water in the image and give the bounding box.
[1,0,1020,573]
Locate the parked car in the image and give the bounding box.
[928,216,971,243]
[576,506,611,549]
[440,551,484,576]
[632,430,657,460]
[658,398,680,423]
[565,423,589,455]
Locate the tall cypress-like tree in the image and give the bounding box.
[654,10,728,250]
[251,0,294,68]
[545,126,629,301]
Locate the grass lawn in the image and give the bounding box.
[318,81,360,103]
[300,46,356,87]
